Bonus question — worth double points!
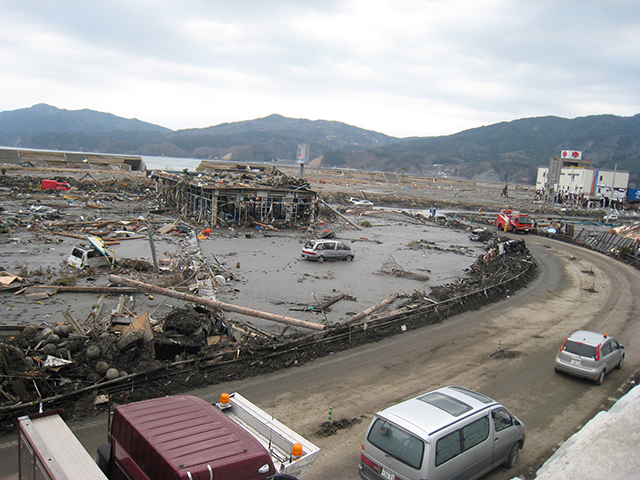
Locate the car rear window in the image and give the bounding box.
[564,340,597,357]
[367,418,424,470]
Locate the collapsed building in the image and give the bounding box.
[152,163,318,228]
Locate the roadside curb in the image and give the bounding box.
[601,369,639,411]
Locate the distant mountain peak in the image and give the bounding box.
[0,104,171,134]
[260,114,286,121]
[31,103,58,110]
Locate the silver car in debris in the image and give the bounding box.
[301,239,354,262]
[554,330,625,385]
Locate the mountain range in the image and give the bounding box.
[1,104,639,187]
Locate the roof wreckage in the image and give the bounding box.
[152,165,318,229]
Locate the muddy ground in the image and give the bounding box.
[0,167,586,430]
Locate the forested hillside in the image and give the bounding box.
[1,104,638,186]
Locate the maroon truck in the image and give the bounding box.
[18,394,319,480]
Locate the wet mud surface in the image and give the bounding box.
[0,171,536,432]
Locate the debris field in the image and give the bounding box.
[0,170,536,431]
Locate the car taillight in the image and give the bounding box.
[560,339,567,351]
[360,452,380,473]
[595,345,601,361]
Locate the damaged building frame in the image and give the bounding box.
[152,166,318,228]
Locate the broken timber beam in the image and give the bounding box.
[52,231,86,240]
[337,292,399,326]
[109,275,325,331]
[320,200,362,230]
[316,293,345,311]
[20,286,139,294]
[62,310,87,336]
[251,220,279,231]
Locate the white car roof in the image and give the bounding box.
[567,330,608,346]
[375,386,499,441]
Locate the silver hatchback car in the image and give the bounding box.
[301,239,354,262]
[554,330,625,385]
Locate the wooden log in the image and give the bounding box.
[109,235,146,240]
[317,292,346,311]
[52,231,86,239]
[337,292,399,326]
[109,275,325,331]
[251,220,279,231]
[62,310,86,336]
[21,286,139,293]
[320,200,362,230]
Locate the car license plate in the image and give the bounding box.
[571,359,581,366]
[380,467,395,480]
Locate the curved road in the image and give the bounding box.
[1,235,639,480]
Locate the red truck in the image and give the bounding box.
[40,179,71,191]
[18,393,319,480]
[494,209,535,234]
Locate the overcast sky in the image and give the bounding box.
[1,1,638,138]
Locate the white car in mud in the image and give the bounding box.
[349,197,374,206]
[301,240,355,262]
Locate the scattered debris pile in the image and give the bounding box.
[0,234,535,429]
[316,417,363,437]
[428,238,532,302]
[375,255,430,281]
[0,304,233,408]
[0,171,538,432]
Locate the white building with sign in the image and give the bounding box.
[536,151,629,206]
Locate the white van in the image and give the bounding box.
[359,386,526,480]
[67,235,112,269]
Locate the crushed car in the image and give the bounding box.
[67,236,113,269]
[469,227,492,242]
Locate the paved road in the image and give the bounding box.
[1,234,638,480]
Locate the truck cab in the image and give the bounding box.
[19,394,319,480]
[97,394,319,480]
[98,395,279,480]
[40,179,71,191]
[494,210,534,234]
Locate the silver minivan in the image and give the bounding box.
[301,239,354,262]
[359,386,526,480]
